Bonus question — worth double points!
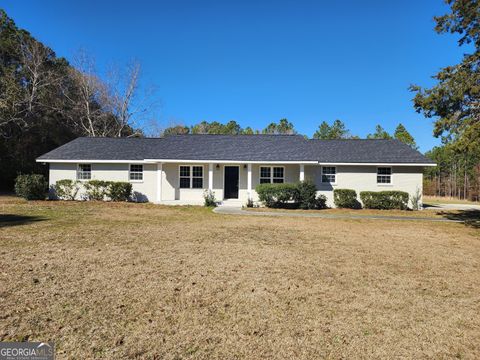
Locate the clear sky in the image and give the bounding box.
[3,0,467,152]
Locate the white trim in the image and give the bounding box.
[299,164,305,182]
[319,162,436,167]
[321,166,337,185]
[247,163,252,199]
[37,159,436,167]
[223,165,240,200]
[178,165,204,189]
[208,163,213,191]
[157,163,163,202]
[259,165,285,184]
[37,159,150,164]
[145,159,319,164]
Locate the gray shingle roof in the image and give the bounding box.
[37,135,434,164]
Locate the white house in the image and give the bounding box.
[37,135,436,207]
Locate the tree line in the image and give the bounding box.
[162,119,418,148]
[410,0,480,201]
[0,9,155,189]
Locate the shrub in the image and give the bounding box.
[315,194,328,209]
[410,187,422,211]
[360,191,409,210]
[256,181,327,209]
[203,189,217,207]
[53,179,80,200]
[84,180,109,201]
[293,180,327,209]
[333,189,360,209]
[245,198,254,208]
[14,174,47,200]
[107,182,132,202]
[294,180,317,209]
[256,183,299,208]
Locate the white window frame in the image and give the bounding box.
[377,167,392,185]
[179,165,204,189]
[77,164,91,181]
[259,166,285,184]
[321,166,336,184]
[129,164,144,182]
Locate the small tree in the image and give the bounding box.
[410,187,422,211]
[394,123,418,149]
[367,125,392,139]
[14,174,47,200]
[313,119,351,139]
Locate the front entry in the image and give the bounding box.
[224,166,239,199]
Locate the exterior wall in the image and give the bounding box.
[305,165,423,207]
[48,162,157,202]
[48,162,424,207]
[160,163,301,203]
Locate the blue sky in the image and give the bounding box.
[3,0,466,152]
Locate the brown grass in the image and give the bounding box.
[245,206,452,218]
[423,195,480,205]
[1,196,480,359]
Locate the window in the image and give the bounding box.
[129,164,143,181]
[179,165,203,189]
[377,167,392,184]
[260,167,271,184]
[77,164,91,180]
[321,166,336,183]
[192,166,203,188]
[259,166,284,184]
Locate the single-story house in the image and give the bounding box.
[37,135,436,207]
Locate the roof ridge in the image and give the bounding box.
[308,138,398,141]
[165,133,302,137]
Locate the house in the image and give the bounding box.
[36,135,435,207]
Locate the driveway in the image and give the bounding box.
[423,203,480,211]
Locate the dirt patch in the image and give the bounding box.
[1,196,479,359]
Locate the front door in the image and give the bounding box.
[224,166,239,199]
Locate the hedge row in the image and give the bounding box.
[53,179,132,201]
[360,191,409,210]
[333,188,410,210]
[256,180,327,209]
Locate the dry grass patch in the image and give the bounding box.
[1,196,480,359]
[244,206,466,220]
[423,195,480,205]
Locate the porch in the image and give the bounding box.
[154,162,314,204]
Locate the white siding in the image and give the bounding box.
[48,162,424,207]
[305,165,423,207]
[48,162,156,201]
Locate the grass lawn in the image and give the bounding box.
[245,206,451,218]
[1,196,480,359]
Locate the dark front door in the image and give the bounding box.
[224,166,239,199]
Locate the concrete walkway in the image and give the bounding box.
[423,203,480,211]
[213,206,462,223]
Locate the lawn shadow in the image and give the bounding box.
[0,214,46,228]
[423,203,441,208]
[437,210,480,228]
